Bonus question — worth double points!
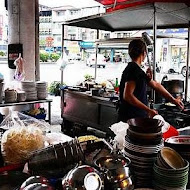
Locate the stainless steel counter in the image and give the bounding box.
[0,99,52,124]
[61,89,118,135]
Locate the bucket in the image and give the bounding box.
[0,82,4,103]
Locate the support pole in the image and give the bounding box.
[61,24,65,85]
[62,25,65,59]
[35,0,40,81]
[95,29,99,80]
[185,22,190,101]
[153,5,157,102]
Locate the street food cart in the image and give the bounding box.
[1,1,190,190]
[61,1,190,134]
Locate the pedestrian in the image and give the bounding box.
[118,39,184,122]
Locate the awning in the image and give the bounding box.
[95,0,190,11]
[63,2,190,31]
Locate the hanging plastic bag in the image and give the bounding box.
[14,53,25,81]
[110,121,129,150]
[0,111,50,133]
[153,115,179,140]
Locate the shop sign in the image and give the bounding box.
[79,41,94,49]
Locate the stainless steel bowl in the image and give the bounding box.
[95,154,132,183]
[62,165,104,190]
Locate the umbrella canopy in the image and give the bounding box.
[95,0,190,10]
[63,2,190,31]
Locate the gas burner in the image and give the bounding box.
[157,103,190,129]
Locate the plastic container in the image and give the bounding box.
[163,125,179,140]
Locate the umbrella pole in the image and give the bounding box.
[95,29,99,80]
[153,5,157,102]
[185,22,190,101]
[61,24,65,85]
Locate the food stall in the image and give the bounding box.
[61,1,190,134]
[0,1,190,190]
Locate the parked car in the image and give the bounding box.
[167,61,189,77]
[68,54,81,61]
[180,63,190,77]
[86,54,106,68]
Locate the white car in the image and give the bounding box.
[179,62,190,77]
[86,54,106,68]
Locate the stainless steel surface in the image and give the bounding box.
[62,165,104,190]
[61,90,118,133]
[28,138,84,174]
[0,99,52,124]
[95,155,131,183]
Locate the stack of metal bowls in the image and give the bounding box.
[165,136,190,188]
[123,118,164,188]
[21,81,37,101]
[36,81,48,100]
[95,154,134,190]
[153,147,189,190]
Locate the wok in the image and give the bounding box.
[162,80,184,94]
[127,118,163,133]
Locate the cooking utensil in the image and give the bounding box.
[95,154,131,183]
[28,138,84,174]
[62,165,103,190]
[127,118,163,133]
[127,128,162,142]
[162,80,184,94]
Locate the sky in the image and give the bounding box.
[39,0,102,8]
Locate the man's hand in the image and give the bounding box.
[146,68,152,80]
[147,109,158,118]
[173,98,184,110]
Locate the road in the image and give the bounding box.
[0,61,127,86]
[0,61,190,99]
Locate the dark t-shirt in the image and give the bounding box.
[118,62,151,122]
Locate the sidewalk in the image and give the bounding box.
[48,95,62,132]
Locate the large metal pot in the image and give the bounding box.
[162,80,184,94]
[95,154,132,183]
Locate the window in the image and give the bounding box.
[104,33,110,39]
[57,37,61,42]
[123,33,131,38]
[82,32,86,40]
[69,34,76,40]
[117,33,122,38]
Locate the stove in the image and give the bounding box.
[156,102,190,129]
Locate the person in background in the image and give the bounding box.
[118,39,184,122]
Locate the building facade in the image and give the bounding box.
[39,4,105,53]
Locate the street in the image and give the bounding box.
[0,61,190,99]
[0,61,128,86]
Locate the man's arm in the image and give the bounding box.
[123,81,157,117]
[148,79,184,109]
